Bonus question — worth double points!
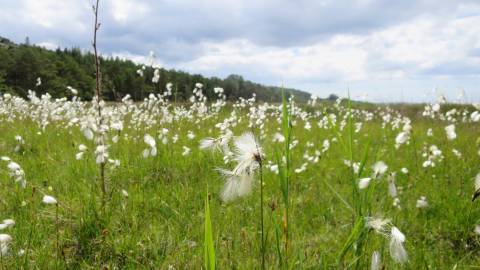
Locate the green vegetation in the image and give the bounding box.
[0,95,479,268]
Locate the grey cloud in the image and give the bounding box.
[64,0,476,56]
[1,0,476,55]
[98,0,474,50]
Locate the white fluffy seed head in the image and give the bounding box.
[199,138,216,150]
[445,124,457,140]
[365,217,391,236]
[371,251,381,270]
[475,173,480,191]
[0,234,12,243]
[217,169,254,202]
[7,162,21,171]
[358,178,372,189]
[232,132,263,174]
[144,134,156,148]
[416,196,428,208]
[388,174,397,198]
[474,225,480,235]
[389,226,408,263]
[395,131,409,146]
[42,195,57,205]
[372,161,388,178]
[78,144,87,151]
[2,220,14,227]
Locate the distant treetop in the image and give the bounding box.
[0,36,311,103]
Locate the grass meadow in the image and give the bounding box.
[0,93,480,269]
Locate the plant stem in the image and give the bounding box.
[252,126,266,270]
[100,162,106,209]
[92,0,107,211]
[259,162,265,270]
[281,89,292,267]
[55,203,59,270]
[92,0,101,107]
[23,186,37,268]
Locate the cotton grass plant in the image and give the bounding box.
[1,4,480,268]
[1,77,480,268]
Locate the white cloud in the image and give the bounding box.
[22,0,89,32]
[110,0,149,24]
[157,12,479,84]
[37,41,59,50]
[368,14,480,73]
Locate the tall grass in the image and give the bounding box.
[204,190,216,270]
[277,89,293,267]
[0,96,479,268]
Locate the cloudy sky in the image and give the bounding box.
[1,0,479,102]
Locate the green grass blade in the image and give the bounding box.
[321,177,354,214]
[337,217,365,265]
[271,209,283,267]
[204,193,216,270]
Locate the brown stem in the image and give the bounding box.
[100,162,106,209]
[93,0,102,107]
[92,0,107,210]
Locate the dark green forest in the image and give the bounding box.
[0,36,311,102]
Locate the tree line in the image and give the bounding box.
[0,36,311,102]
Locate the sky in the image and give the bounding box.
[1,0,479,103]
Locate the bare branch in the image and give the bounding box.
[92,0,107,210]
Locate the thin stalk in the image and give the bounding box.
[92,0,102,120]
[204,188,216,270]
[347,96,358,215]
[55,203,59,270]
[410,130,421,186]
[252,127,265,270]
[271,209,283,267]
[92,0,107,210]
[281,88,292,266]
[259,163,265,270]
[23,186,37,268]
[100,162,106,208]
